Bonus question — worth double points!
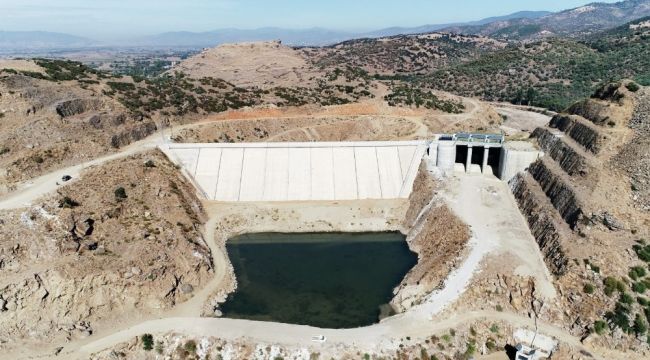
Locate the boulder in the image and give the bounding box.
[180,283,194,294]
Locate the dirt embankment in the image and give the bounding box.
[392,164,470,311]
[173,115,428,143]
[0,150,211,351]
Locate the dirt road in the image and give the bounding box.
[67,310,611,360]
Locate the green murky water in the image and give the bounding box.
[221,232,417,329]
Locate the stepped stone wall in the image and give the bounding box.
[531,128,592,176]
[510,174,569,276]
[528,159,585,230]
[549,114,604,154]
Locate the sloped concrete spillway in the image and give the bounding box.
[164,141,428,201]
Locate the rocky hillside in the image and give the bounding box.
[0,62,157,193]
[422,17,650,111]
[302,33,506,76]
[510,82,650,348]
[443,0,650,40]
[0,150,212,352]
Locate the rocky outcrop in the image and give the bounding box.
[110,121,157,148]
[549,114,605,154]
[87,112,127,129]
[509,174,569,276]
[527,158,585,229]
[55,98,104,118]
[531,127,592,176]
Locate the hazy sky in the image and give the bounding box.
[0,0,621,40]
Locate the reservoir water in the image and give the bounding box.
[221,232,417,329]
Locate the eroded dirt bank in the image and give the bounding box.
[391,164,470,312]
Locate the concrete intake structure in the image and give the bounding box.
[163,141,428,202]
[431,134,541,181]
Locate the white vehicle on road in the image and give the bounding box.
[311,335,326,343]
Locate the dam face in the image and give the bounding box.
[163,135,541,202]
[164,141,428,202]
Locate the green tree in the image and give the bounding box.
[141,334,154,351]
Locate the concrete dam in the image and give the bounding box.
[164,134,540,202]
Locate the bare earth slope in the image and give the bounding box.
[172,40,322,89]
[0,150,212,351]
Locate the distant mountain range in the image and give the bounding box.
[0,31,94,51]
[443,0,650,39]
[0,0,649,52]
[129,11,552,47]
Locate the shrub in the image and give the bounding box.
[606,303,631,332]
[485,337,497,351]
[141,334,154,351]
[490,324,499,333]
[465,341,477,357]
[184,340,197,353]
[630,266,647,280]
[584,283,595,294]
[633,244,650,262]
[633,282,647,293]
[107,81,136,91]
[621,292,634,304]
[635,314,648,335]
[638,297,649,306]
[58,196,80,208]
[0,147,8,155]
[604,277,618,296]
[626,82,640,92]
[420,348,428,360]
[144,159,155,168]
[594,320,608,335]
[114,187,127,199]
[496,304,503,312]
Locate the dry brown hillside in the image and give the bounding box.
[0,150,211,351]
[0,71,157,194]
[172,40,322,89]
[302,33,507,76]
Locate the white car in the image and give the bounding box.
[311,335,326,343]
